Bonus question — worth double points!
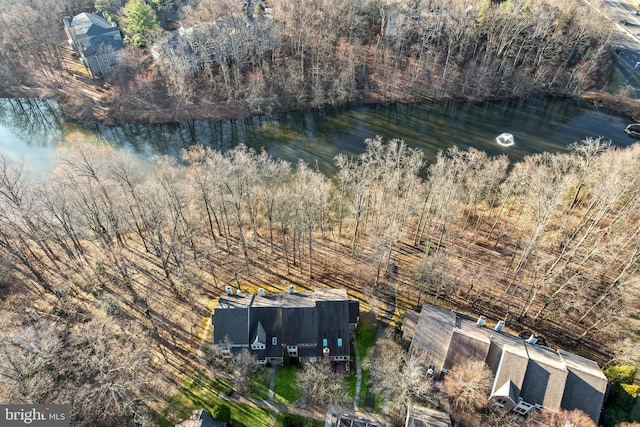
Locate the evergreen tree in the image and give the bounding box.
[121,0,159,47]
[95,0,125,22]
[148,0,172,13]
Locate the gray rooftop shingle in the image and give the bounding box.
[409,304,457,373]
[558,350,608,422]
[65,12,123,57]
[408,303,607,422]
[520,345,568,409]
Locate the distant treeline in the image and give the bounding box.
[0,0,613,119]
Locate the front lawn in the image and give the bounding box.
[351,315,378,408]
[247,367,271,401]
[356,316,377,360]
[157,371,272,427]
[274,365,302,404]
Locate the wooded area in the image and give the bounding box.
[0,0,613,121]
[0,138,639,425]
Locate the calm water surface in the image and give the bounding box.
[0,97,635,175]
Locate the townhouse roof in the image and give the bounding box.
[407,303,607,422]
[213,288,358,360]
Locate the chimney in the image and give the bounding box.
[289,285,294,294]
[477,315,486,327]
[258,287,265,296]
[494,320,505,332]
[526,334,538,345]
[225,286,232,296]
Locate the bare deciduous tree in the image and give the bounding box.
[229,348,257,394]
[297,360,348,406]
[370,332,438,419]
[528,408,596,427]
[0,318,154,427]
[444,360,492,417]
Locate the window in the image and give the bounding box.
[337,338,343,347]
[322,338,328,347]
[495,399,506,408]
[272,337,277,346]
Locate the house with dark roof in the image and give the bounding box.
[403,304,608,423]
[63,12,124,77]
[213,287,359,365]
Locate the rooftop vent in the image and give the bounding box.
[258,287,265,296]
[526,334,538,345]
[236,289,242,295]
[225,286,232,296]
[289,285,294,294]
[494,320,505,332]
[477,315,486,327]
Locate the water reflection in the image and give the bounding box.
[0,97,635,175]
[0,99,62,173]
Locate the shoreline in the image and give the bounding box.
[73,91,640,128]
[2,85,639,126]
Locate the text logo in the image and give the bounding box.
[1,405,69,426]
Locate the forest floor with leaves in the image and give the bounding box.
[1,140,638,425]
[2,215,617,420]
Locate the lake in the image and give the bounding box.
[0,97,635,175]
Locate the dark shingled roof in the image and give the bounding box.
[282,306,318,344]
[213,288,358,361]
[213,294,254,345]
[443,329,490,371]
[298,345,320,358]
[251,307,282,358]
[64,12,123,56]
[63,11,124,76]
[317,299,350,357]
[349,300,359,324]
